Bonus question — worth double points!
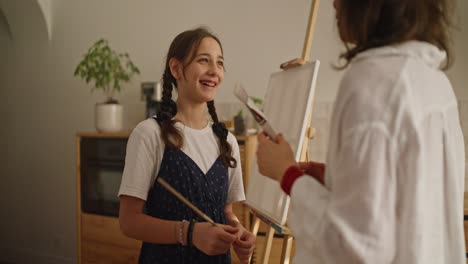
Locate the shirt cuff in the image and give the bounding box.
[280,165,304,195]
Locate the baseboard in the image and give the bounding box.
[0,246,75,264]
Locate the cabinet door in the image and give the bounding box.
[464,219,468,255]
[81,213,140,264]
[82,240,139,264]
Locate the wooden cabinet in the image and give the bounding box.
[76,132,138,264]
[461,193,468,263]
[80,213,140,263]
[76,132,257,264]
[252,234,296,264]
[251,222,296,263]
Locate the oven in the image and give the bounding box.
[80,137,127,217]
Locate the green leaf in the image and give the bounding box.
[250,96,263,105]
[73,38,140,95]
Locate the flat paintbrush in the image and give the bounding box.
[234,83,278,140]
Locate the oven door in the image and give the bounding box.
[81,160,124,217]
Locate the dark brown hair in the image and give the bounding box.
[337,0,454,69]
[158,27,237,168]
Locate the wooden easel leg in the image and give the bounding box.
[261,227,275,264]
[244,204,251,231]
[280,235,293,264]
[251,216,261,236]
[248,216,261,263]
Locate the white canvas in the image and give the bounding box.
[245,61,320,225]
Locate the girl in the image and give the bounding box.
[119,27,255,264]
[257,0,465,263]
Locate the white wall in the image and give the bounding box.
[0,0,466,263]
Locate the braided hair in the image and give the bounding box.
[158,69,183,149]
[157,27,237,168]
[207,100,237,168]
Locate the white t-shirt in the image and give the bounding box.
[118,118,246,204]
[289,41,466,263]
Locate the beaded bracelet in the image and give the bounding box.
[179,220,188,245]
[187,219,197,247]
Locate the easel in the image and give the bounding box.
[248,0,320,263]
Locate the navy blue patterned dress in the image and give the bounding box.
[138,118,230,264]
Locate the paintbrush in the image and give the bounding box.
[234,83,277,140]
[157,177,219,227]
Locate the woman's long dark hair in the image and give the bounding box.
[158,27,237,168]
[337,0,454,69]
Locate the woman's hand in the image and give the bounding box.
[299,161,326,185]
[232,224,256,264]
[192,223,238,256]
[257,132,297,182]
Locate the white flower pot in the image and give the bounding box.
[94,103,124,133]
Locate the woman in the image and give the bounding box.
[118,27,255,264]
[256,0,465,263]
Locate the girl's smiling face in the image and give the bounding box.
[173,37,225,104]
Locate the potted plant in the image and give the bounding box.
[74,38,140,132]
[234,109,245,135]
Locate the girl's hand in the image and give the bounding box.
[192,223,238,256]
[257,132,297,182]
[232,226,256,264]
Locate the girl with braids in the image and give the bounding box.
[118,27,255,264]
[257,0,465,263]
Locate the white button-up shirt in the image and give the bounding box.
[289,41,466,264]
